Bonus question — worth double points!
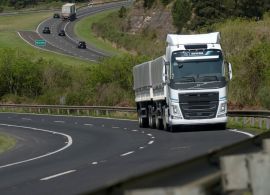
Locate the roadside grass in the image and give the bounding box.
[227,117,268,135]
[74,9,126,55]
[0,12,91,67]
[0,133,16,154]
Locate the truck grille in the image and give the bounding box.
[179,92,219,120]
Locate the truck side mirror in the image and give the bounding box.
[228,62,232,80]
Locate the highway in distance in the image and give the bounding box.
[0,113,252,195]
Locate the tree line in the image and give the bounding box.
[142,0,270,32]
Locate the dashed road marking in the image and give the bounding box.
[112,126,120,129]
[21,118,32,121]
[91,162,98,165]
[120,151,134,157]
[148,140,154,145]
[54,121,65,123]
[84,123,93,126]
[147,134,152,136]
[131,129,138,132]
[40,170,76,181]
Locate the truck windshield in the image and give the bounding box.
[171,49,223,83]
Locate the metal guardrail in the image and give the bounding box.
[0,104,269,129]
[0,103,269,194]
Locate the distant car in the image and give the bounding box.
[78,41,86,49]
[42,27,51,34]
[58,30,65,36]
[53,13,60,18]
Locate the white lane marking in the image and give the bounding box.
[123,128,127,130]
[40,170,76,181]
[141,131,145,134]
[139,146,145,149]
[84,123,93,126]
[91,162,98,165]
[147,134,152,136]
[21,118,32,121]
[151,137,155,139]
[120,151,134,157]
[148,140,154,145]
[112,126,120,129]
[229,129,254,137]
[54,121,65,123]
[131,129,138,132]
[0,123,73,169]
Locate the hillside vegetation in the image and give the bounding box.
[90,1,270,109]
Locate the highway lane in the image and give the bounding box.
[0,113,252,195]
[18,1,130,62]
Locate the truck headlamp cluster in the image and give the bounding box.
[217,102,227,117]
[171,103,182,119]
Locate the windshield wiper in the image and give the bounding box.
[197,75,218,82]
[178,76,195,82]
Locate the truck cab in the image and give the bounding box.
[165,33,232,129]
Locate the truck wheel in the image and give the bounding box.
[149,113,156,129]
[138,110,143,127]
[162,107,169,131]
[156,117,163,130]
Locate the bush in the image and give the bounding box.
[258,85,270,109]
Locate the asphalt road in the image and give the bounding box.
[0,113,252,195]
[18,1,130,62]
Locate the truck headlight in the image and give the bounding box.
[217,102,227,117]
[171,103,182,118]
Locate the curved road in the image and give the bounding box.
[18,1,130,62]
[0,113,252,195]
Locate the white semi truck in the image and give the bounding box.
[133,32,232,131]
[61,3,76,21]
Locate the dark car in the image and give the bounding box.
[42,27,51,34]
[53,13,60,18]
[78,41,86,49]
[58,30,65,36]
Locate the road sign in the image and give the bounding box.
[35,39,46,46]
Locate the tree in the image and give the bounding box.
[171,0,192,32]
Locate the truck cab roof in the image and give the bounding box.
[166,32,220,46]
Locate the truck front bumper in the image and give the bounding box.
[169,116,227,126]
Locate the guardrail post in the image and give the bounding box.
[243,117,246,127]
[57,108,60,115]
[38,108,41,113]
[47,108,50,114]
[77,109,80,115]
[96,110,99,116]
[263,139,270,153]
[221,154,249,191]
[106,110,109,116]
[259,118,263,129]
[67,109,70,115]
[126,187,205,195]
[87,110,90,116]
[251,117,255,127]
[248,152,270,195]
[266,119,270,130]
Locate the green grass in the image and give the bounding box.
[0,12,92,67]
[0,133,16,154]
[74,9,126,56]
[227,117,269,135]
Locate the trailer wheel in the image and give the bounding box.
[148,112,156,129]
[162,107,169,131]
[155,116,163,130]
[138,109,148,128]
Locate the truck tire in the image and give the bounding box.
[148,113,156,129]
[156,116,163,130]
[138,109,148,128]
